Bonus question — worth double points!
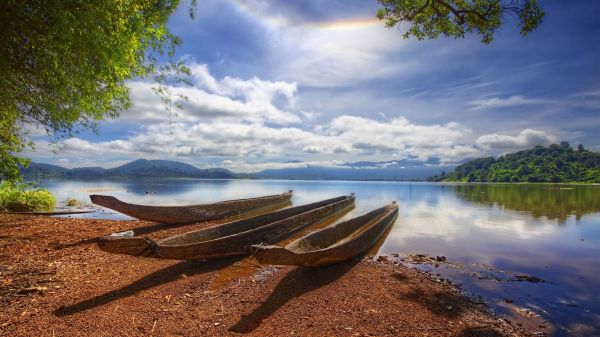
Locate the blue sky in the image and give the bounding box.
[29,0,600,172]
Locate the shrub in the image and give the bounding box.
[0,181,55,212]
[65,198,84,207]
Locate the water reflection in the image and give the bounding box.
[121,178,232,196]
[453,184,600,223]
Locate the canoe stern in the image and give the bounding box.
[97,236,159,257]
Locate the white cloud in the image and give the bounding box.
[476,129,555,149]
[467,95,545,110]
[46,112,481,170]
[325,116,478,162]
[120,63,301,125]
[216,159,344,173]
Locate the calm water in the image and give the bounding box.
[32,179,600,335]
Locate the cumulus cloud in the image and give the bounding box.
[467,95,545,110]
[120,63,300,125]
[476,129,555,149]
[26,61,490,171]
[325,116,478,162]
[216,159,344,173]
[48,112,482,170]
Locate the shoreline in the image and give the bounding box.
[22,176,600,185]
[0,214,542,336]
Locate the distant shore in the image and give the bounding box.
[24,175,600,185]
[0,214,539,336]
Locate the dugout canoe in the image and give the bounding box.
[252,202,398,267]
[90,191,293,225]
[97,194,355,260]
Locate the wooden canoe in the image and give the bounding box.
[252,202,398,267]
[90,191,293,225]
[97,194,355,260]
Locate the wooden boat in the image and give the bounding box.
[90,191,293,225]
[97,194,355,260]
[252,202,398,267]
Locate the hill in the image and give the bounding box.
[20,159,453,181]
[21,159,237,179]
[429,142,600,183]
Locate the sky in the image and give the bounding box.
[27,0,600,172]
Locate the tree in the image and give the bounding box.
[0,0,194,181]
[437,143,600,183]
[376,0,544,43]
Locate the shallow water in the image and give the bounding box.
[31,179,600,335]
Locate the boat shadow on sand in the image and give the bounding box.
[53,257,243,317]
[229,257,361,334]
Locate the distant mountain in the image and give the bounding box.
[429,142,600,183]
[21,158,455,181]
[105,159,214,177]
[21,159,237,179]
[255,161,453,181]
[109,159,199,174]
[19,163,68,177]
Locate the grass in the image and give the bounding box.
[0,181,55,212]
[65,198,85,207]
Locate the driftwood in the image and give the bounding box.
[90,191,293,225]
[97,195,355,260]
[252,202,398,267]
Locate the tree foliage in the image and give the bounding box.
[376,0,544,43]
[0,0,193,181]
[430,143,600,183]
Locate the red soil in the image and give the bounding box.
[0,214,532,336]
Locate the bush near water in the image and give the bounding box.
[429,142,600,183]
[0,181,55,211]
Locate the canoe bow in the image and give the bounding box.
[90,190,293,225]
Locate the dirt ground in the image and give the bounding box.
[0,213,534,336]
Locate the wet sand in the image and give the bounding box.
[0,214,533,336]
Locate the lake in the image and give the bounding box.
[30,178,600,335]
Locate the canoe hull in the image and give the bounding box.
[97,195,355,260]
[253,203,398,267]
[90,191,292,225]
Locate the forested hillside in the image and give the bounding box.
[429,143,600,183]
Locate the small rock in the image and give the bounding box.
[377,255,389,262]
[435,256,447,262]
[514,275,545,283]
